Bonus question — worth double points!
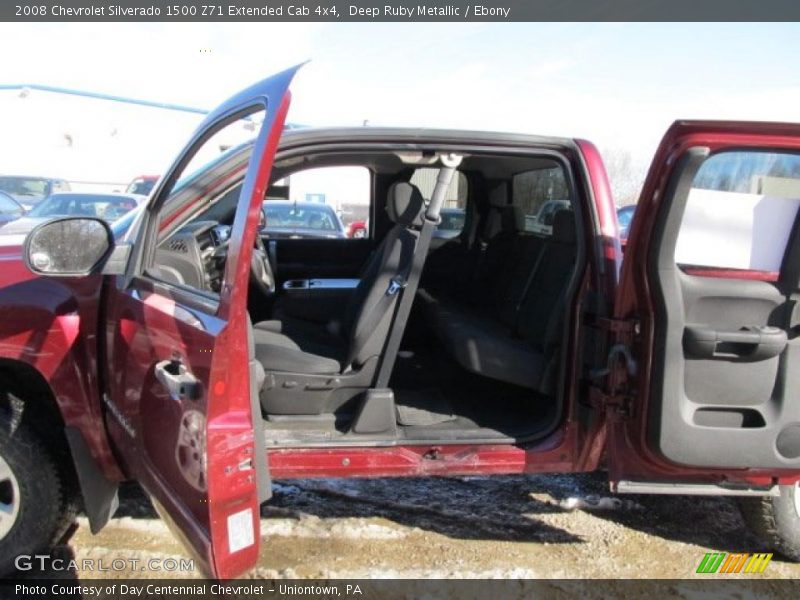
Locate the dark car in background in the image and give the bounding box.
[527,199,571,235]
[262,200,346,239]
[0,191,145,236]
[0,191,25,226]
[0,175,71,210]
[617,204,636,238]
[434,207,466,240]
[346,208,465,240]
[125,175,159,196]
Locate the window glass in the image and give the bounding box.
[265,166,369,239]
[675,151,800,274]
[0,177,50,203]
[26,193,138,221]
[512,163,570,235]
[0,193,20,213]
[151,107,265,294]
[410,168,468,238]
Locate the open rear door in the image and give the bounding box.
[608,121,800,490]
[101,66,300,578]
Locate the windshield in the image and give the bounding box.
[0,177,50,201]
[263,203,340,231]
[28,194,138,220]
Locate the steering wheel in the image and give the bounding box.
[250,233,276,297]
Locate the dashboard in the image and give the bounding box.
[153,220,231,292]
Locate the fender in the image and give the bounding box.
[0,243,124,485]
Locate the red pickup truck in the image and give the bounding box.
[1,65,799,578]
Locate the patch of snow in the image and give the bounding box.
[78,516,169,534]
[271,482,302,495]
[260,517,407,540]
[558,495,644,511]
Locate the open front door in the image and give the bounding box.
[101,66,300,578]
[609,121,800,489]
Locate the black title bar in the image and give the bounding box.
[5,0,800,22]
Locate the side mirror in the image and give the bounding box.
[259,207,268,230]
[24,217,113,276]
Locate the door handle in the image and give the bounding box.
[154,359,203,401]
[684,325,787,362]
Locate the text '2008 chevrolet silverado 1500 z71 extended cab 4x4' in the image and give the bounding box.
[1,64,800,578]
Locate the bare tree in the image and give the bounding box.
[601,147,645,207]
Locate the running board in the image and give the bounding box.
[614,480,780,497]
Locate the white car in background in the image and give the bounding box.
[0,191,146,236]
[526,199,571,235]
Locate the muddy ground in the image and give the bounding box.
[31,471,800,586]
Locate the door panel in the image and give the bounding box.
[652,270,794,468]
[103,282,224,566]
[102,66,301,578]
[613,121,800,481]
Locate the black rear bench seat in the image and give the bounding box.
[418,209,576,393]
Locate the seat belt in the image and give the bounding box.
[375,154,463,387]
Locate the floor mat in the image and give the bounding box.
[395,389,458,426]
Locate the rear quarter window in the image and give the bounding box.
[512,162,570,235]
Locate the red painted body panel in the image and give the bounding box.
[574,140,622,300]
[268,424,581,479]
[611,120,800,487]
[681,266,780,282]
[100,69,298,579]
[0,242,123,480]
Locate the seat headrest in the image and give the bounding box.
[386,182,425,228]
[552,209,576,244]
[488,182,509,208]
[499,206,518,233]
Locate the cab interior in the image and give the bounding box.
[153,138,588,448]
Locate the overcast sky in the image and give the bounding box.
[1,22,799,185]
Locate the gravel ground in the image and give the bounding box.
[42,471,800,585]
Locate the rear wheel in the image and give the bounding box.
[0,414,72,575]
[738,484,800,562]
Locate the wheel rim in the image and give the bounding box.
[0,454,20,540]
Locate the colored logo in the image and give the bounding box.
[696,552,772,574]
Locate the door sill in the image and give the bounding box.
[263,415,555,449]
[614,480,780,497]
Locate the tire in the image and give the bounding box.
[0,414,72,575]
[738,484,800,562]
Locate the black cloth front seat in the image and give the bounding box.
[253,182,425,413]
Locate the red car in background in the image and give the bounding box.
[346,218,368,238]
[0,65,799,579]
